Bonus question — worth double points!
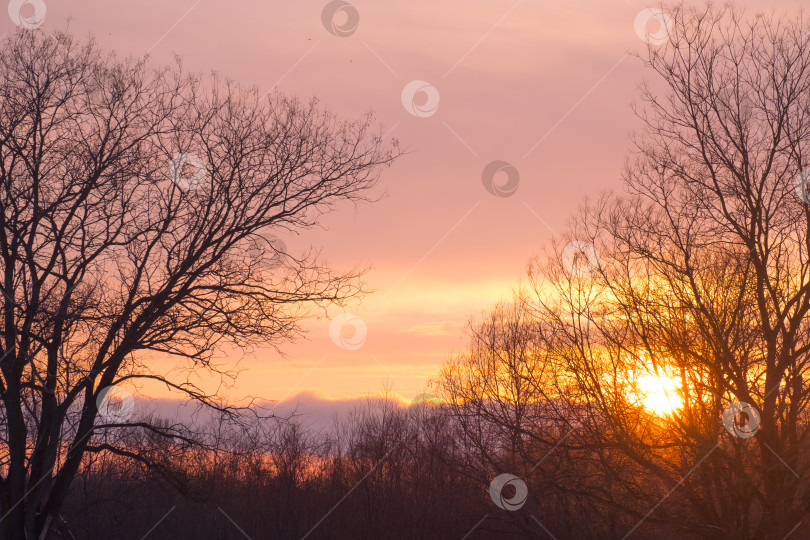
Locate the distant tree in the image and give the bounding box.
[0,28,397,539]
[441,4,810,538]
[59,396,492,540]
[438,295,608,539]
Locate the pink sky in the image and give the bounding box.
[8,0,806,403]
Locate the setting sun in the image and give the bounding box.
[637,374,683,415]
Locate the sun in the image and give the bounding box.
[636,373,683,415]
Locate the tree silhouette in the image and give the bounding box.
[0,29,397,539]
[440,4,810,538]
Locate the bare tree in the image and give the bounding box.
[0,28,397,539]
[440,4,810,538]
[437,295,605,538]
[537,4,810,537]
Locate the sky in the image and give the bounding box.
[6,0,806,408]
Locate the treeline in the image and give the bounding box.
[54,281,810,539]
[54,391,683,540]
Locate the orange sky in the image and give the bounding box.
[10,0,807,403]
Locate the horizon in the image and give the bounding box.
[6,0,800,406]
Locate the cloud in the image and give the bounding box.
[131,391,423,435]
[404,320,466,336]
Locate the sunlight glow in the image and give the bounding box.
[637,374,683,415]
